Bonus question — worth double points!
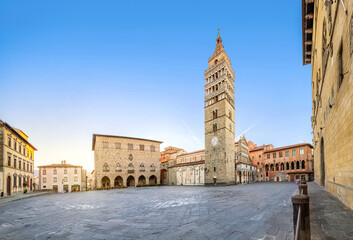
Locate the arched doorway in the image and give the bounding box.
[30,178,33,191]
[101,176,110,188]
[149,175,157,184]
[320,138,325,186]
[114,176,123,186]
[138,175,146,185]
[160,169,168,185]
[127,176,135,187]
[7,176,11,195]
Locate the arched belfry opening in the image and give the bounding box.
[320,137,325,186]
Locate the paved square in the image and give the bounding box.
[0,182,297,240]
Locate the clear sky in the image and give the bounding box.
[0,0,312,172]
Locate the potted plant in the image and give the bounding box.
[23,182,28,193]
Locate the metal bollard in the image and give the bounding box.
[292,194,311,240]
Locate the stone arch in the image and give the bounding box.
[101,176,110,188]
[275,163,279,171]
[114,176,123,186]
[127,175,135,187]
[302,160,305,169]
[320,137,325,186]
[265,164,269,171]
[138,175,146,185]
[286,162,290,170]
[296,161,300,169]
[270,164,274,171]
[291,162,295,170]
[149,175,157,184]
[280,163,284,171]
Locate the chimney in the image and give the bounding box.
[61,160,66,165]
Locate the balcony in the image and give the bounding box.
[150,167,156,172]
[139,167,145,172]
[127,167,134,173]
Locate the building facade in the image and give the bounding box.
[204,30,236,185]
[235,136,257,184]
[160,146,186,185]
[302,0,353,209]
[168,150,205,186]
[249,142,313,182]
[0,120,36,196]
[92,134,162,188]
[38,161,87,192]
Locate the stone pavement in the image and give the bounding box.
[309,182,353,240]
[0,182,296,240]
[0,191,53,205]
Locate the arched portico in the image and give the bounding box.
[127,176,135,187]
[138,175,146,185]
[101,176,110,188]
[114,176,123,186]
[149,175,157,184]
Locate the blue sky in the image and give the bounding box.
[0,0,312,171]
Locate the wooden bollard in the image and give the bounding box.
[292,194,311,240]
[299,184,308,195]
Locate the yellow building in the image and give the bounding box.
[302,0,353,209]
[0,120,37,196]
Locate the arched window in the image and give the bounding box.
[103,163,109,172]
[286,162,289,170]
[213,123,217,132]
[19,175,22,186]
[296,161,300,169]
[302,161,305,169]
[275,164,279,171]
[150,164,155,172]
[213,110,218,119]
[280,163,284,171]
[291,162,295,170]
[270,164,274,171]
[115,163,121,172]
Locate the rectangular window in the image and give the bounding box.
[115,142,121,149]
[267,154,270,159]
[8,137,11,147]
[279,152,283,157]
[8,154,11,166]
[23,161,25,170]
[19,160,21,169]
[30,165,32,172]
[74,176,78,182]
[43,177,47,183]
[54,169,57,175]
[128,143,133,150]
[23,147,25,155]
[140,144,144,151]
[300,148,304,155]
[273,153,276,158]
[19,145,21,153]
[27,163,29,171]
[64,177,67,182]
[43,169,46,175]
[292,150,297,156]
[14,157,17,168]
[285,151,289,157]
[53,177,57,183]
[259,155,261,158]
[338,42,343,89]
[14,141,17,151]
[151,146,155,152]
[74,169,78,174]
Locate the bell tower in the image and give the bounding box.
[204,29,235,185]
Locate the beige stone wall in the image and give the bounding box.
[310,0,353,209]
[168,164,205,186]
[93,135,161,188]
[0,122,35,196]
[39,165,83,192]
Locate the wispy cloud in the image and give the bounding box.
[181,118,203,147]
[236,119,262,141]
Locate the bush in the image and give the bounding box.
[23,189,28,194]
